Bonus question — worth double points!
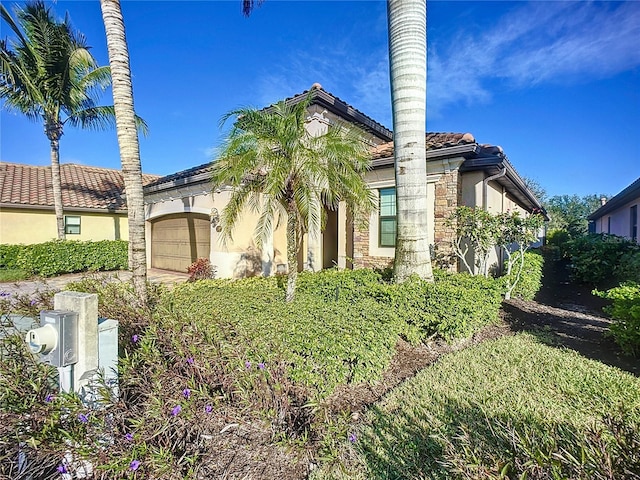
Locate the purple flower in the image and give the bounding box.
[186,357,194,365]
[124,432,134,441]
[204,405,213,413]
[171,405,182,416]
[129,460,141,471]
[183,388,191,399]
[0,291,9,297]
[77,413,89,423]
[57,464,68,474]
[257,362,265,370]
[348,433,357,443]
[30,299,37,306]
[44,393,54,403]
[132,334,140,343]
[245,361,251,369]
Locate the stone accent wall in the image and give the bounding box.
[352,221,393,270]
[352,170,463,272]
[433,170,462,272]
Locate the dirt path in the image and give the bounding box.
[502,255,639,376]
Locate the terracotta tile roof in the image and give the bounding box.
[0,162,160,211]
[372,132,477,160]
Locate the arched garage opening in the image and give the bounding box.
[151,213,211,272]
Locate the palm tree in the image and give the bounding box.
[387,0,433,282]
[99,0,149,304]
[212,95,375,301]
[1,1,115,240]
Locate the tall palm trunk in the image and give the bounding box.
[100,0,147,304]
[48,133,66,240]
[285,203,298,302]
[388,0,433,283]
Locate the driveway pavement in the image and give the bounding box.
[0,268,189,297]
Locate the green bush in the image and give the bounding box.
[0,244,23,269]
[566,234,639,285]
[615,250,640,284]
[501,250,544,300]
[594,283,640,357]
[1,240,128,276]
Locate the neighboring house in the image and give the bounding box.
[0,162,159,244]
[588,177,640,242]
[143,86,545,277]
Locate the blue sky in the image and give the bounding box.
[1,0,639,199]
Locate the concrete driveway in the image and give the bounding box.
[0,268,189,298]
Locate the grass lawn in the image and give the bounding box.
[317,333,640,479]
[0,269,30,283]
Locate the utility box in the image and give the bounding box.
[26,311,78,367]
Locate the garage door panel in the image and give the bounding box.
[151,214,210,272]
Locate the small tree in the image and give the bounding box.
[496,211,545,300]
[212,94,375,302]
[446,206,498,277]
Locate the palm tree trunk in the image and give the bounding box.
[388,0,433,283]
[49,137,66,240]
[100,0,147,304]
[285,205,298,302]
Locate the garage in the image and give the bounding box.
[151,213,211,272]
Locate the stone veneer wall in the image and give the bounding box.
[433,170,462,272]
[352,170,462,272]
[352,221,394,270]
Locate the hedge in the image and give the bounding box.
[0,240,128,276]
[566,234,640,286]
[501,249,544,301]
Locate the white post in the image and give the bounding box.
[54,291,99,393]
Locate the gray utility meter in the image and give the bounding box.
[25,310,78,367]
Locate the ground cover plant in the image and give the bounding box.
[1,268,506,478]
[318,333,640,479]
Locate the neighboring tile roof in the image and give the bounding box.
[144,162,212,190]
[588,177,640,220]
[372,132,477,160]
[0,162,160,211]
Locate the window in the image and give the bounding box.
[64,215,81,235]
[631,205,638,242]
[379,187,396,247]
[607,216,611,234]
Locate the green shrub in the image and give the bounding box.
[501,250,544,300]
[594,283,640,357]
[615,250,640,284]
[567,234,639,285]
[0,244,23,269]
[2,240,128,276]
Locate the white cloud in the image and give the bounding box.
[427,1,640,116]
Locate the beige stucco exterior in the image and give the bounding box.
[144,185,288,278]
[0,207,128,244]
[592,195,640,240]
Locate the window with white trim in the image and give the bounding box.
[379,187,396,247]
[64,215,81,235]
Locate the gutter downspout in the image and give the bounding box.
[482,166,507,210]
[483,166,507,275]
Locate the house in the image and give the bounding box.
[143,85,544,277]
[0,162,159,244]
[588,177,640,242]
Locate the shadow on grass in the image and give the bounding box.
[358,397,640,479]
[502,300,639,377]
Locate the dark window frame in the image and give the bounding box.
[379,187,397,248]
[64,215,81,235]
[631,205,638,242]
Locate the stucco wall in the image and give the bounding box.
[145,189,288,278]
[593,195,640,240]
[0,208,128,244]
